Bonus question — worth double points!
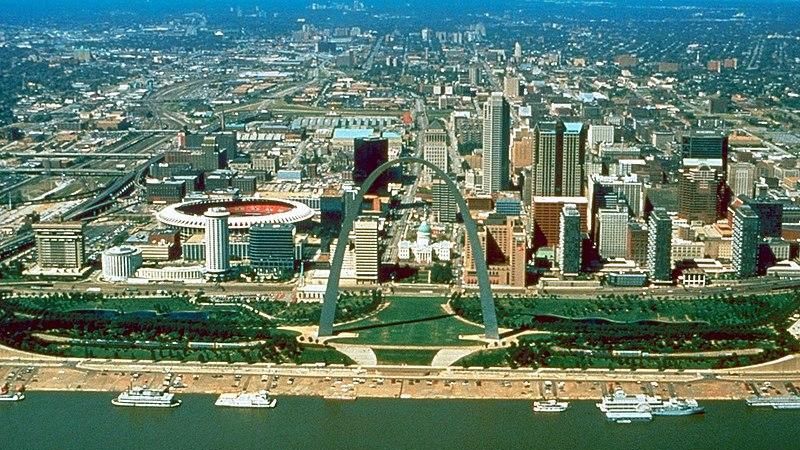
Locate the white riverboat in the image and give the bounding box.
[215,391,277,409]
[112,386,181,408]
[532,399,569,413]
[0,383,24,402]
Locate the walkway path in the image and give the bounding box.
[329,344,377,366]
[431,348,481,367]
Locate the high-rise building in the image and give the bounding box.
[510,127,533,173]
[531,196,588,249]
[588,124,615,149]
[463,214,526,287]
[503,74,520,100]
[743,197,783,238]
[559,204,582,275]
[587,174,644,236]
[727,160,756,198]
[495,196,523,217]
[647,208,673,282]
[678,164,724,223]
[422,126,449,182]
[681,130,728,162]
[513,41,523,60]
[732,205,761,278]
[532,120,587,197]
[681,130,728,193]
[32,222,86,271]
[562,122,587,196]
[165,133,232,173]
[353,137,389,195]
[598,206,629,260]
[204,207,230,278]
[468,66,480,85]
[481,92,511,194]
[533,121,559,197]
[627,222,649,267]
[354,216,379,283]
[250,223,296,275]
[432,178,458,223]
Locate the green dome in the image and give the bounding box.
[417,220,432,234]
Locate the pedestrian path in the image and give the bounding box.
[330,344,378,366]
[431,348,480,367]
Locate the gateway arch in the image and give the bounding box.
[318,157,500,340]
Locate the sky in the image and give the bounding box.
[0,0,798,23]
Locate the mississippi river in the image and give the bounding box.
[3,393,798,450]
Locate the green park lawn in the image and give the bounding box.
[332,296,482,346]
[372,348,440,366]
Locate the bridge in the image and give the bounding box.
[0,168,131,176]
[62,154,163,221]
[0,233,35,261]
[7,152,157,160]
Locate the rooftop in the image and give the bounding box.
[332,128,375,140]
[564,122,584,133]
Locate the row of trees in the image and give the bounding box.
[253,290,384,325]
[451,291,800,328]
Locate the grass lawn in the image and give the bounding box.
[295,346,355,365]
[373,349,440,366]
[332,296,483,346]
[453,349,509,368]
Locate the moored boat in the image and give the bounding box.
[0,383,24,402]
[651,397,705,416]
[532,399,569,413]
[746,395,800,410]
[215,391,277,409]
[112,386,181,408]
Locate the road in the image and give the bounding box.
[384,98,427,263]
[221,57,335,115]
[446,116,465,177]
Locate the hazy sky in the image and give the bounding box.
[0,0,797,23]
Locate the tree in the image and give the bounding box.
[430,263,453,284]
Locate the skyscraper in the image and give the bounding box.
[432,178,457,223]
[513,41,523,60]
[422,125,449,182]
[678,164,724,223]
[588,124,615,149]
[353,137,389,195]
[354,216,379,283]
[204,207,230,278]
[627,221,649,267]
[532,120,587,198]
[463,215,526,287]
[250,223,296,276]
[481,92,511,194]
[681,130,728,163]
[559,204,582,275]
[562,122,587,196]
[598,206,629,260]
[503,74,520,100]
[732,205,761,278]
[468,66,480,85]
[533,121,559,197]
[32,222,86,271]
[587,174,644,237]
[727,160,755,198]
[647,208,673,282]
[510,127,534,173]
[531,196,589,249]
[744,197,783,238]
